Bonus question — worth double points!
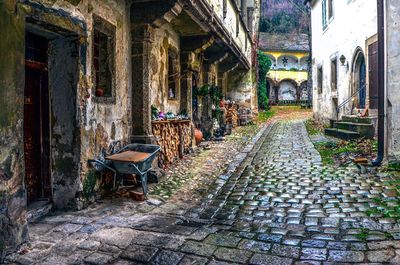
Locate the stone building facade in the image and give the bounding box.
[308,0,400,162]
[259,33,310,104]
[0,0,260,257]
[307,0,378,121]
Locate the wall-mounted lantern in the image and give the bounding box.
[339,55,347,65]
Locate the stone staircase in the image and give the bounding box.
[325,115,375,140]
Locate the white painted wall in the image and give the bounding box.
[310,0,377,121]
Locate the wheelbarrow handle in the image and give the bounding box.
[88,159,116,174]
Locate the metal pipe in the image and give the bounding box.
[372,0,385,166]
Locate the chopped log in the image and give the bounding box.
[152,120,192,167]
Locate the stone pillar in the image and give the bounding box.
[131,24,155,144]
[180,51,193,116]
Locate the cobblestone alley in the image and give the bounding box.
[6,119,400,264]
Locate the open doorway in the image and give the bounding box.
[24,32,51,205]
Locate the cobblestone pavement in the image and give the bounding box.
[6,119,400,264]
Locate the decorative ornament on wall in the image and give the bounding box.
[282,57,288,66]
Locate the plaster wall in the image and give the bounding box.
[310,0,377,122]
[385,1,400,161]
[149,24,181,114]
[207,0,252,61]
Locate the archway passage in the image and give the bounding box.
[278,80,297,101]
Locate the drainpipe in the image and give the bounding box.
[372,0,385,166]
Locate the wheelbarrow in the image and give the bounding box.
[105,143,160,197]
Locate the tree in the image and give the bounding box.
[257,51,272,110]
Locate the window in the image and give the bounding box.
[317,66,323,94]
[236,14,240,37]
[223,0,227,18]
[168,49,179,100]
[331,58,337,91]
[322,0,327,29]
[93,15,116,102]
[328,0,334,19]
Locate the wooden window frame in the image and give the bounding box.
[92,14,116,104]
[167,49,179,100]
[331,57,338,91]
[317,65,323,94]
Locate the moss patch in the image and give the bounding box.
[83,170,98,199]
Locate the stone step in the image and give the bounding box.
[334,122,374,139]
[341,115,372,124]
[324,128,360,141]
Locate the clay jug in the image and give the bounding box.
[194,129,203,145]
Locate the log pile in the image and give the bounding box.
[226,104,239,128]
[152,120,192,167]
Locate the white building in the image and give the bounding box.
[307,0,400,162]
[307,0,378,121]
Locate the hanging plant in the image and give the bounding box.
[151,105,159,120]
[196,84,210,97]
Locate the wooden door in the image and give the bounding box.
[368,41,379,109]
[24,32,51,204]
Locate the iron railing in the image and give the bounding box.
[336,85,366,119]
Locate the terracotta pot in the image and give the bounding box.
[95,88,104,97]
[194,129,203,145]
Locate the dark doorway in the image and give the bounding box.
[368,41,378,109]
[359,57,366,108]
[24,32,51,204]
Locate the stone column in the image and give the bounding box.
[131,24,155,144]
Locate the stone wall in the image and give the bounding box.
[0,1,27,258]
[0,0,132,257]
[385,1,400,161]
[150,24,181,114]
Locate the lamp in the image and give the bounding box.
[339,55,346,65]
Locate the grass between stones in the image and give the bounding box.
[305,118,377,166]
[366,167,400,220]
[257,109,276,123]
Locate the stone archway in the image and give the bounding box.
[278,79,297,101]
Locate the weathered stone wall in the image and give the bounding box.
[385,1,400,161]
[149,24,181,114]
[227,69,257,110]
[0,0,132,256]
[310,0,377,122]
[0,1,28,258]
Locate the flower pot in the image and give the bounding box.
[95,88,104,97]
[194,129,203,145]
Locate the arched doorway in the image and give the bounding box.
[278,79,297,101]
[352,49,367,109]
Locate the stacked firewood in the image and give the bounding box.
[152,120,192,167]
[178,121,192,154]
[226,104,239,128]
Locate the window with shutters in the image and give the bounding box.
[322,0,327,30]
[328,0,334,20]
